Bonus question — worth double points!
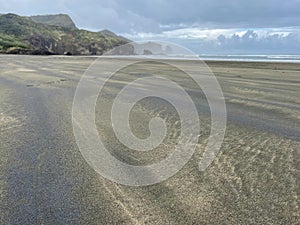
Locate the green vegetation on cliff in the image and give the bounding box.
[0,13,129,55]
[0,33,30,51]
[30,14,77,29]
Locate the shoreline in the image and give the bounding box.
[1,53,300,64]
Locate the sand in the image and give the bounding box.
[0,55,299,224]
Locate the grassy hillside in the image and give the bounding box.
[0,33,30,51]
[30,14,77,29]
[0,13,129,55]
[99,29,131,42]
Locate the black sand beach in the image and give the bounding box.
[0,56,299,224]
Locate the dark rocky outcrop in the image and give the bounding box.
[6,48,56,55]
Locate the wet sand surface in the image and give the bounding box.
[0,55,299,224]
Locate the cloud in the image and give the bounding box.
[114,0,300,29]
[123,27,298,40]
[198,30,300,54]
[215,30,300,53]
[0,0,66,15]
[1,0,300,32]
[124,27,300,54]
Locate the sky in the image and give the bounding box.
[1,0,300,54]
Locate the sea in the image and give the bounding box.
[97,54,300,63]
[197,54,300,63]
